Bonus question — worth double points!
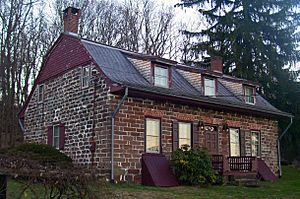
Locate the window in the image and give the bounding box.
[244,86,255,104]
[82,66,92,88]
[229,128,240,156]
[38,84,44,102]
[154,66,169,88]
[47,124,65,150]
[146,118,160,153]
[178,122,191,149]
[204,77,215,96]
[53,125,60,149]
[251,131,261,157]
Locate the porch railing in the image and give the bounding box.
[211,155,223,174]
[212,155,258,176]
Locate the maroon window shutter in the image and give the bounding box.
[192,121,199,148]
[59,124,65,150]
[47,126,53,146]
[240,130,246,156]
[172,121,179,151]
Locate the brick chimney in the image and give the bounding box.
[210,56,223,73]
[63,7,80,33]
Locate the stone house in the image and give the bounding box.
[19,7,292,184]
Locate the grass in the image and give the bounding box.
[6,166,300,199]
[110,166,300,199]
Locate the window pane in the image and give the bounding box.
[179,123,191,139]
[155,67,168,77]
[230,128,240,156]
[53,126,60,149]
[38,85,44,102]
[146,118,160,153]
[82,67,91,87]
[83,67,89,76]
[204,78,215,96]
[146,119,159,136]
[251,132,260,156]
[146,135,160,153]
[154,66,168,88]
[179,122,191,149]
[155,76,168,87]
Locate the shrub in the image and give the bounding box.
[171,145,216,185]
[5,143,72,164]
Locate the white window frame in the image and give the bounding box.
[204,77,216,97]
[251,131,261,157]
[154,66,169,88]
[178,122,192,149]
[244,86,255,104]
[229,128,240,157]
[145,118,160,153]
[81,66,92,88]
[53,125,60,149]
[38,84,44,102]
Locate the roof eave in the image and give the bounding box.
[112,86,292,120]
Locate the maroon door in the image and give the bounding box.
[204,126,218,154]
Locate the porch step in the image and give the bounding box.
[227,176,260,187]
[235,178,260,187]
[234,174,257,180]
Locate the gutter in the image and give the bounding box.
[18,118,25,133]
[111,87,128,182]
[278,116,293,177]
[123,86,292,119]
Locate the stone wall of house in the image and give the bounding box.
[112,95,279,183]
[24,65,112,174]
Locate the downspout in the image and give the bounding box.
[111,87,128,182]
[91,78,97,166]
[278,116,293,177]
[18,118,25,133]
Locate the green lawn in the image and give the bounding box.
[110,166,300,199]
[6,166,300,199]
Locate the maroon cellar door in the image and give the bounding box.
[142,153,178,187]
[257,158,278,181]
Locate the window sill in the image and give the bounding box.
[145,151,161,154]
[154,84,169,89]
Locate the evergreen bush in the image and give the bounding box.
[5,143,72,164]
[171,145,216,185]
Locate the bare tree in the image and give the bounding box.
[0,0,46,148]
[0,0,179,148]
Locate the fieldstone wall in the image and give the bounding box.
[112,95,279,183]
[24,65,112,175]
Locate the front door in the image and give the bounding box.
[204,126,218,154]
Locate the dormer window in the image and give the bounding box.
[204,77,216,96]
[154,66,169,88]
[244,85,255,104]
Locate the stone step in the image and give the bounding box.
[236,178,260,187]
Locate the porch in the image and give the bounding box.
[211,155,276,180]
